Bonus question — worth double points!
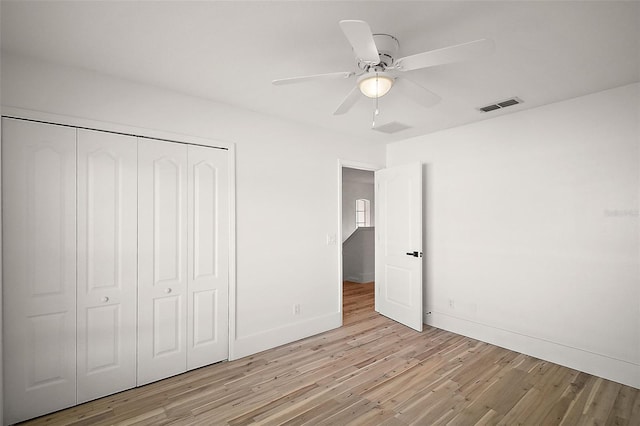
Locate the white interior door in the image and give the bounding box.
[76,129,138,403]
[137,138,188,385]
[2,119,78,423]
[375,163,423,332]
[187,145,229,369]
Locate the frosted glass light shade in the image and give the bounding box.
[358,72,394,98]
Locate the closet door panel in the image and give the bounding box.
[154,296,182,355]
[2,118,77,424]
[138,138,188,385]
[187,145,229,369]
[76,129,138,403]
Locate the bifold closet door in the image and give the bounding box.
[187,145,229,370]
[2,119,78,424]
[76,129,138,403]
[137,138,189,385]
[137,140,230,383]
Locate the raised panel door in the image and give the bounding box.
[187,145,229,369]
[76,129,138,403]
[137,138,188,385]
[375,163,423,332]
[2,118,77,424]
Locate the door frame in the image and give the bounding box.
[1,106,238,360]
[337,159,383,325]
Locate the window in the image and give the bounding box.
[355,199,371,227]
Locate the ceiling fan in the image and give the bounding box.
[272,20,494,117]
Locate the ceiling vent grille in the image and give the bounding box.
[478,97,523,113]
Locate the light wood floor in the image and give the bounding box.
[21,281,639,425]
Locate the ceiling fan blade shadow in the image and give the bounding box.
[333,86,361,115]
[339,20,380,65]
[395,78,441,109]
[395,38,495,71]
[272,72,354,85]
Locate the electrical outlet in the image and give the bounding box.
[448,299,455,309]
[293,303,301,315]
[326,234,337,245]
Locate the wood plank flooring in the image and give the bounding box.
[21,281,639,425]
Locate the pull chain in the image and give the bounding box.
[372,73,380,128]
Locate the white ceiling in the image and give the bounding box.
[1,1,639,143]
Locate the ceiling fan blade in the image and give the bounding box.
[272,71,354,85]
[394,38,494,71]
[333,86,361,115]
[339,20,380,65]
[395,78,441,109]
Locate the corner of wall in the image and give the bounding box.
[231,312,341,360]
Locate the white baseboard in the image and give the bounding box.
[231,312,341,360]
[425,311,640,389]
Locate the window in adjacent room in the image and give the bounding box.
[355,199,371,227]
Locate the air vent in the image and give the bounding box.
[478,97,523,113]
[373,121,412,134]
[479,104,501,113]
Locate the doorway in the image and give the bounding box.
[339,161,380,325]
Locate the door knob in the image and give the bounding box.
[165,288,172,294]
[405,251,422,257]
[101,296,109,303]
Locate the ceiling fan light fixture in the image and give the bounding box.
[358,72,394,98]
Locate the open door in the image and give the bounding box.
[375,163,423,331]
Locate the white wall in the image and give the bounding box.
[0,64,3,423]
[343,227,375,283]
[388,83,640,388]
[0,52,385,360]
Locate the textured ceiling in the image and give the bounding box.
[2,1,639,143]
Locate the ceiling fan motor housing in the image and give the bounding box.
[358,34,399,70]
